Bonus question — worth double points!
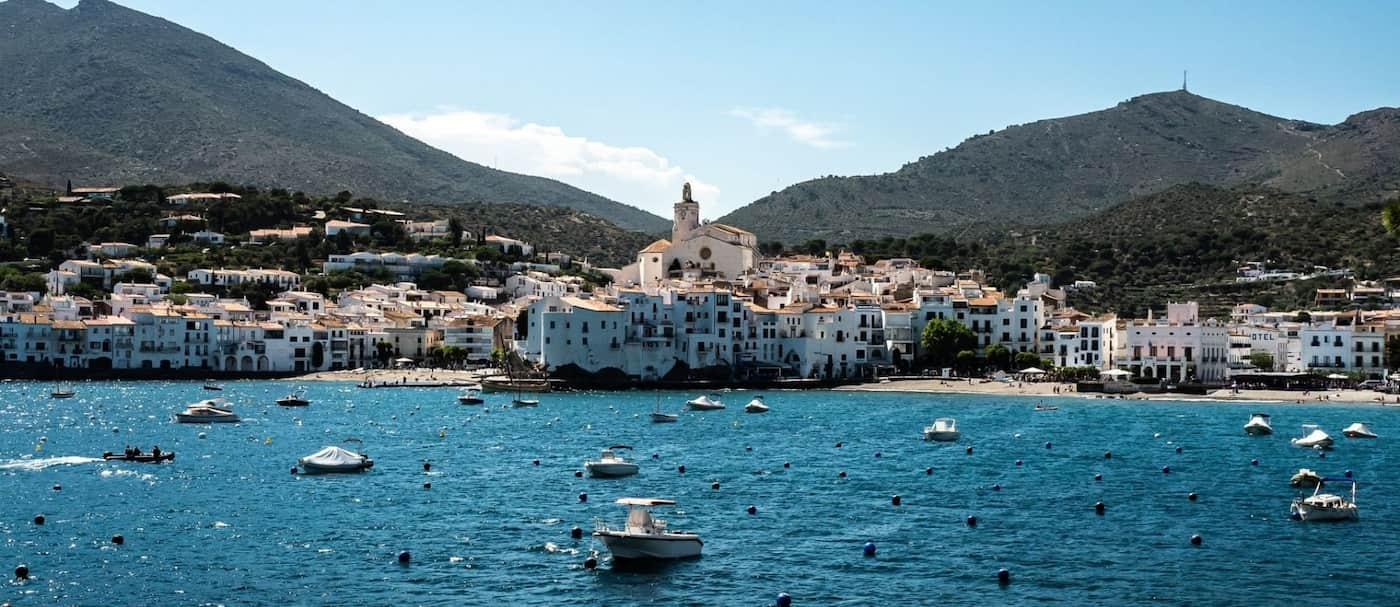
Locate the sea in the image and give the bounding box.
[2,381,1399,606]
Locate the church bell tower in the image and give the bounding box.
[672,182,701,243]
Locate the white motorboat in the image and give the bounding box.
[1033,402,1058,411]
[585,445,640,478]
[1291,479,1359,522]
[1342,422,1377,439]
[1291,425,1334,449]
[512,397,540,407]
[457,385,484,405]
[686,395,725,410]
[173,398,240,423]
[276,390,310,407]
[1290,468,1323,489]
[593,498,703,560]
[298,441,373,474]
[1244,412,1273,435]
[743,396,769,413]
[923,417,961,442]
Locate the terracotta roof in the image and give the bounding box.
[640,239,671,254]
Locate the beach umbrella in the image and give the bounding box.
[1018,367,1046,375]
[1326,373,1348,380]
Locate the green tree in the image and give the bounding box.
[119,268,154,284]
[448,217,464,247]
[919,318,976,368]
[1013,351,1043,371]
[374,340,395,366]
[1248,351,1276,371]
[1387,336,1400,370]
[954,350,977,375]
[1383,199,1400,235]
[985,343,1012,371]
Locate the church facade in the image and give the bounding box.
[616,183,757,286]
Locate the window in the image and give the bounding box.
[1019,319,1027,328]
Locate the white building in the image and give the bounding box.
[1298,317,1385,375]
[1118,302,1230,383]
[617,183,757,286]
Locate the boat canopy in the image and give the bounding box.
[615,498,676,506]
[300,446,364,466]
[608,444,633,450]
[1251,412,1271,418]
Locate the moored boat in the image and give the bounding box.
[1244,413,1273,436]
[743,396,769,413]
[1033,402,1058,411]
[481,377,551,393]
[1342,422,1377,439]
[594,498,703,561]
[512,397,540,407]
[298,440,373,474]
[1290,468,1323,489]
[923,417,961,442]
[50,385,76,399]
[457,384,485,404]
[174,398,240,423]
[686,395,725,411]
[203,383,223,391]
[276,390,310,407]
[585,445,640,478]
[1291,479,1359,522]
[1291,425,1334,449]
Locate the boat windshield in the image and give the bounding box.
[625,507,655,532]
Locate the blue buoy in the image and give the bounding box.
[1319,452,1327,459]
[584,555,597,570]
[533,459,540,466]
[1094,501,1105,515]
[290,467,298,475]
[776,592,792,607]
[678,465,687,474]
[33,515,44,525]
[747,505,757,515]
[1251,459,1259,466]
[1015,459,1023,466]
[746,446,753,452]
[422,462,431,472]
[1190,534,1202,546]
[14,564,28,580]
[570,526,583,539]
[784,462,791,468]
[423,482,431,489]
[1291,511,1302,521]
[997,568,1011,584]
[863,541,876,557]
[578,492,588,503]
[1345,470,1353,478]
[1175,446,1183,454]
[1104,451,1112,459]
[652,453,659,459]
[52,484,61,491]
[966,446,973,455]
[926,467,933,476]
[992,483,1001,491]
[712,481,721,490]
[891,495,901,506]
[839,470,847,478]
[111,534,124,545]
[1094,473,1102,481]
[1161,466,1170,474]
[874,452,882,458]
[1045,442,1052,449]
[966,515,977,527]
[574,470,583,478]
[835,442,843,448]
[1188,492,1198,501]
[397,550,411,564]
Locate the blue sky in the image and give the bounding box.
[52,0,1400,219]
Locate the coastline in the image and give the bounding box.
[837,378,1400,407]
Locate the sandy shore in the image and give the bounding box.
[839,379,1400,406]
[290,368,493,384]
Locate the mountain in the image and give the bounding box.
[0,0,668,233]
[720,90,1400,243]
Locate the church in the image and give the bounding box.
[616,183,758,286]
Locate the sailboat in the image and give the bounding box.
[650,395,678,423]
[50,384,76,399]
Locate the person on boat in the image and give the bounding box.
[151,445,161,458]
[124,446,132,457]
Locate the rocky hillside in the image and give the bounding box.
[721,90,1400,243]
[0,0,668,233]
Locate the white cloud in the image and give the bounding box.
[728,107,849,149]
[378,110,719,218]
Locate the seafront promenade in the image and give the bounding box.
[839,378,1400,406]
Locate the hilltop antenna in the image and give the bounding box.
[1182,70,1188,92]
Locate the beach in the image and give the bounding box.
[839,378,1400,406]
[291,367,492,384]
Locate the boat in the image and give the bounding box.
[1033,402,1058,411]
[1342,422,1377,439]
[276,390,310,407]
[102,450,174,463]
[203,383,223,391]
[1291,479,1359,522]
[593,498,703,560]
[585,445,640,478]
[457,384,485,405]
[173,398,240,423]
[685,395,725,411]
[1291,424,1334,449]
[50,384,76,399]
[481,376,551,393]
[298,440,373,474]
[743,396,769,413]
[650,397,678,423]
[511,396,540,407]
[1290,468,1324,489]
[1244,412,1273,436]
[923,417,961,442]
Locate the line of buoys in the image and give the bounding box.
[776,592,792,607]
[33,515,44,525]
[398,550,411,564]
[14,564,28,580]
[997,568,1011,584]
[966,515,977,527]
[583,555,597,570]
[891,495,901,506]
[111,534,124,545]
[747,505,757,515]
[1094,501,1105,515]
[862,541,876,557]
[571,526,583,539]
[578,492,588,503]
[1190,534,1202,546]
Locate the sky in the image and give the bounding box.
[49,0,1400,220]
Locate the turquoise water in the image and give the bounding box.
[2,382,1399,606]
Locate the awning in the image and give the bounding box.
[1018,367,1046,375]
[1326,373,1349,380]
[394,357,415,364]
[1100,369,1132,378]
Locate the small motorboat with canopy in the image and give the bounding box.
[585,445,640,478]
[593,498,703,560]
[298,438,373,474]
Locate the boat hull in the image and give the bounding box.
[595,532,702,560]
[1291,501,1358,522]
[744,405,769,413]
[924,430,960,442]
[277,398,310,407]
[299,461,374,474]
[586,462,640,478]
[174,413,240,423]
[103,452,175,463]
[1344,431,1377,439]
[482,379,551,393]
[51,392,75,399]
[1244,424,1273,436]
[457,396,485,405]
[649,413,678,423]
[512,399,539,407]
